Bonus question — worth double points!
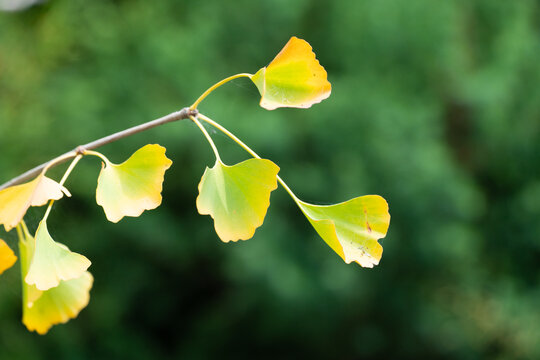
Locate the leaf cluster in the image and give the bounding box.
[0,37,390,334]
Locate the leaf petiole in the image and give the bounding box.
[42,151,78,174]
[190,73,253,110]
[197,113,300,202]
[82,150,110,164]
[42,155,83,222]
[190,115,222,161]
[16,222,25,244]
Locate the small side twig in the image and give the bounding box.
[0,107,198,190]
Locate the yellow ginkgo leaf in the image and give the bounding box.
[297,195,390,268]
[95,144,173,223]
[197,158,280,242]
[0,174,70,232]
[250,36,331,110]
[19,228,93,335]
[0,239,17,275]
[23,272,93,335]
[25,220,91,291]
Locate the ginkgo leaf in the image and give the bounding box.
[250,36,331,110]
[25,220,91,291]
[196,158,280,242]
[95,144,172,223]
[0,239,17,275]
[23,272,93,335]
[297,195,390,268]
[0,174,70,232]
[19,229,93,335]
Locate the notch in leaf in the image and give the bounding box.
[0,239,17,275]
[25,220,91,291]
[95,144,173,223]
[19,225,93,335]
[0,174,70,232]
[297,195,390,268]
[197,158,280,242]
[250,36,331,110]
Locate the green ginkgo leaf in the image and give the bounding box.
[0,174,70,232]
[25,220,91,291]
[0,239,17,275]
[297,195,390,268]
[250,36,331,110]
[19,228,93,335]
[197,158,280,242]
[95,144,173,223]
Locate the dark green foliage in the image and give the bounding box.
[1,0,539,358]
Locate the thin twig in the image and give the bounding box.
[0,107,198,190]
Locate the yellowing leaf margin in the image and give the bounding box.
[196,158,280,242]
[297,195,390,267]
[0,175,70,232]
[95,144,173,223]
[0,239,17,275]
[250,36,331,110]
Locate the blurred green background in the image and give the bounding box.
[1,0,540,359]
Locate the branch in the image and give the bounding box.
[0,107,198,191]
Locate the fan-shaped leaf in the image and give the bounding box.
[0,239,17,275]
[23,272,93,335]
[197,159,279,242]
[25,220,91,291]
[0,175,70,232]
[297,195,390,268]
[250,36,331,110]
[19,229,93,335]
[96,144,172,223]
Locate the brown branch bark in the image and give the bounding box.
[0,107,197,190]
